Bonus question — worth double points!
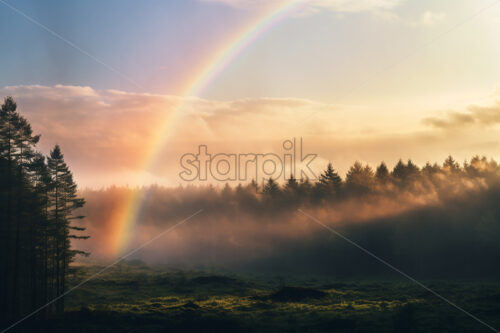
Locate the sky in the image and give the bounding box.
[1,0,500,187]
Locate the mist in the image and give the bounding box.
[75,156,500,278]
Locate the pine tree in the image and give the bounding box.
[285,174,299,191]
[375,162,389,181]
[282,174,299,205]
[263,178,280,197]
[29,153,53,314]
[47,145,88,313]
[392,159,406,179]
[443,155,460,174]
[346,162,374,194]
[317,163,342,199]
[422,162,441,177]
[0,97,88,323]
[12,113,40,318]
[406,159,419,176]
[0,97,24,319]
[392,159,419,182]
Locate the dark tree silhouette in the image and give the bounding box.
[443,155,460,174]
[346,161,374,195]
[263,178,281,197]
[0,97,88,326]
[315,163,342,200]
[285,174,299,191]
[375,162,389,182]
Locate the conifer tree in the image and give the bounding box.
[443,155,460,174]
[47,145,87,312]
[263,178,280,197]
[285,174,299,191]
[375,162,389,181]
[0,97,88,324]
[346,162,374,194]
[316,163,342,199]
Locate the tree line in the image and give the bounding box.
[79,154,500,276]
[79,149,500,231]
[0,97,88,326]
[254,155,498,208]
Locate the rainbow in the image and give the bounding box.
[108,0,306,256]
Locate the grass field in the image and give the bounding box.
[9,260,499,332]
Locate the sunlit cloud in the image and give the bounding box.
[0,85,334,186]
[423,100,500,129]
[2,84,500,188]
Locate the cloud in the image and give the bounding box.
[202,1,447,27]
[0,85,334,186]
[200,0,402,14]
[3,85,500,188]
[420,11,446,26]
[423,100,500,129]
[394,10,446,28]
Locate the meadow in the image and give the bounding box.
[12,260,500,333]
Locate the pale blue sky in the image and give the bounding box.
[1,0,499,105]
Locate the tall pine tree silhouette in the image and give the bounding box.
[0,97,88,326]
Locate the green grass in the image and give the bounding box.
[15,262,500,332]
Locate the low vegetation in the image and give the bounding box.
[8,262,499,332]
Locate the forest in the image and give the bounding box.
[0,97,88,327]
[78,141,500,277]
